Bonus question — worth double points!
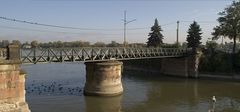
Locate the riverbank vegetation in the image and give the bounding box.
[199,42,240,74]
[207,0,240,73]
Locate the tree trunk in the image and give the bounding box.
[233,36,236,54]
[192,47,197,55]
[232,36,236,72]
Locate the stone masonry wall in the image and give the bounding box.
[123,55,200,78]
[0,60,30,112]
[160,57,189,77]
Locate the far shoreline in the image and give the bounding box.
[123,66,240,81]
[198,73,240,81]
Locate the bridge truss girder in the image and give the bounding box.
[20,47,187,64]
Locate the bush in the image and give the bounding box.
[199,51,232,73]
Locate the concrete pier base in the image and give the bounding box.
[84,61,123,96]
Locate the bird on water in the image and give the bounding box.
[212,96,216,103]
[208,96,216,112]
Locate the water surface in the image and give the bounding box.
[22,63,240,112]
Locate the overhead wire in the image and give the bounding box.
[0,25,125,35]
[0,16,125,31]
[0,25,89,34]
[0,25,149,36]
[0,16,176,31]
[179,20,216,23]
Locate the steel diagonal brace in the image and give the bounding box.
[35,49,48,63]
[74,48,83,61]
[61,49,72,61]
[21,49,34,63]
[82,48,91,61]
[49,48,61,62]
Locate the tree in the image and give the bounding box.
[93,42,106,47]
[12,40,21,46]
[182,42,188,49]
[212,1,240,53]
[56,41,64,48]
[107,41,120,47]
[206,40,218,54]
[31,40,38,48]
[186,21,202,54]
[212,1,240,71]
[147,19,164,47]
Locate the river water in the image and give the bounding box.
[22,63,240,112]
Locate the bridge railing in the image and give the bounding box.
[20,47,188,63]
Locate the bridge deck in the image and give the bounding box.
[19,47,187,64]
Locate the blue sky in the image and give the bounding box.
[0,0,233,44]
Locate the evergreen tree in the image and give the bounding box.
[186,21,202,54]
[147,19,164,47]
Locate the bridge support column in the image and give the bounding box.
[0,45,30,112]
[84,61,123,96]
[0,60,30,112]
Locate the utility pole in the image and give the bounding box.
[176,21,179,45]
[122,10,136,47]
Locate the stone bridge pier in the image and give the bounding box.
[123,52,201,78]
[84,61,123,96]
[0,45,30,112]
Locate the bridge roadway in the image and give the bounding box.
[19,47,188,64]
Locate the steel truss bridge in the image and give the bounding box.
[18,47,188,64]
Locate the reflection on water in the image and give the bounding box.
[22,63,240,112]
[85,95,122,112]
